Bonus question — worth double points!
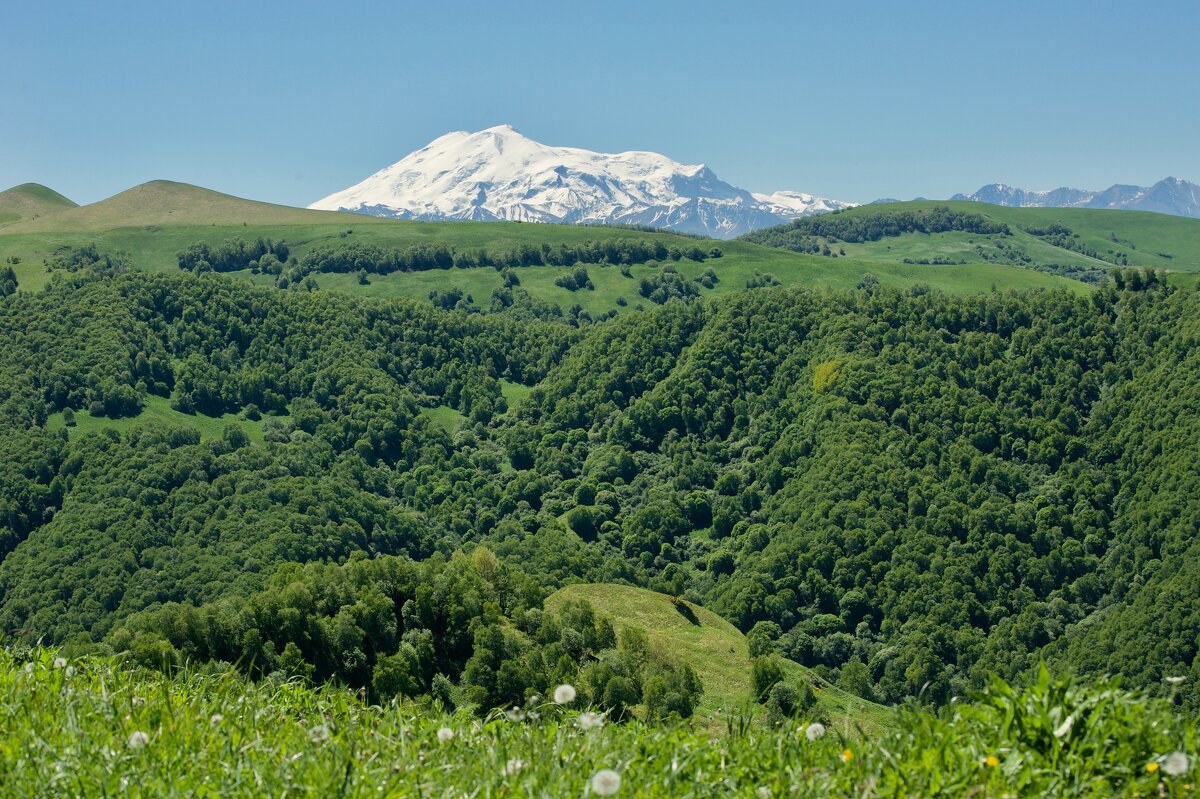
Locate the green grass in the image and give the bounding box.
[775,200,1200,276]
[546,583,888,733]
[2,648,1194,798]
[500,379,534,411]
[45,394,279,445]
[420,404,467,433]
[0,180,1090,301]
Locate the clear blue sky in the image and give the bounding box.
[4,0,1198,205]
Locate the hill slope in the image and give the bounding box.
[742,200,1200,282]
[0,183,77,225]
[547,583,886,730]
[0,181,1084,299]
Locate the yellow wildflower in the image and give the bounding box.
[1146,762,1159,773]
[841,749,853,763]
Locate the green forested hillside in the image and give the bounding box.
[1,265,1197,717]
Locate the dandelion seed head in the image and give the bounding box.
[436,726,454,743]
[578,711,605,730]
[1053,714,1074,739]
[1164,752,1190,776]
[505,758,524,776]
[591,768,621,796]
[310,724,331,744]
[805,722,826,741]
[126,731,149,750]
[553,684,577,705]
[210,714,223,727]
[53,657,67,669]
[756,787,772,798]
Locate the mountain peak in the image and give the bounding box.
[952,177,1200,218]
[310,127,853,238]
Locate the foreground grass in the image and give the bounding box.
[1,649,1194,798]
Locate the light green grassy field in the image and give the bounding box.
[420,404,467,433]
[0,180,1090,301]
[546,583,888,733]
[45,394,280,445]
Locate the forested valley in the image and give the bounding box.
[1,265,1197,716]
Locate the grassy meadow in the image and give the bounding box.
[0,181,1092,303]
[1,648,1193,798]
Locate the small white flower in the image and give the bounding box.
[210,714,223,727]
[1163,752,1190,776]
[1053,714,1074,739]
[505,758,524,776]
[436,726,454,743]
[126,731,150,750]
[53,657,67,669]
[578,711,605,730]
[805,722,826,742]
[553,684,577,705]
[1166,676,1186,685]
[591,768,621,796]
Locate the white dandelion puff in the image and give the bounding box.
[578,711,605,730]
[309,724,331,744]
[553,684,577,705]
[505,758,525,776]
[210,714,223,727]
[53,657,67,669]
[1163,752,1190,776]
[1053,714,1074,739]
[126,731,150,750]
[591,768,621,796]
[436,726,454,743]
[756,787,773,799]
[504,706,527,722]
[805,722,826,742]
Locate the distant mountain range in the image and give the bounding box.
[309,125,854,239]
[950,177,1200,218]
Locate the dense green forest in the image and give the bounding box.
[0,265,1197,716]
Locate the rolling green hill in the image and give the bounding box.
[0,180,1086,300]
[547,583,887,731]
[0,183,77,226]
[742,200,1200,283]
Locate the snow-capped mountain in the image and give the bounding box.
[309,125,853,238]
[951,177,1200,218]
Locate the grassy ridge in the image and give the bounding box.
[1,648,1193,798]
[547,584,888,731]
[744,200,1200,277]
[0,181,1088,300]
